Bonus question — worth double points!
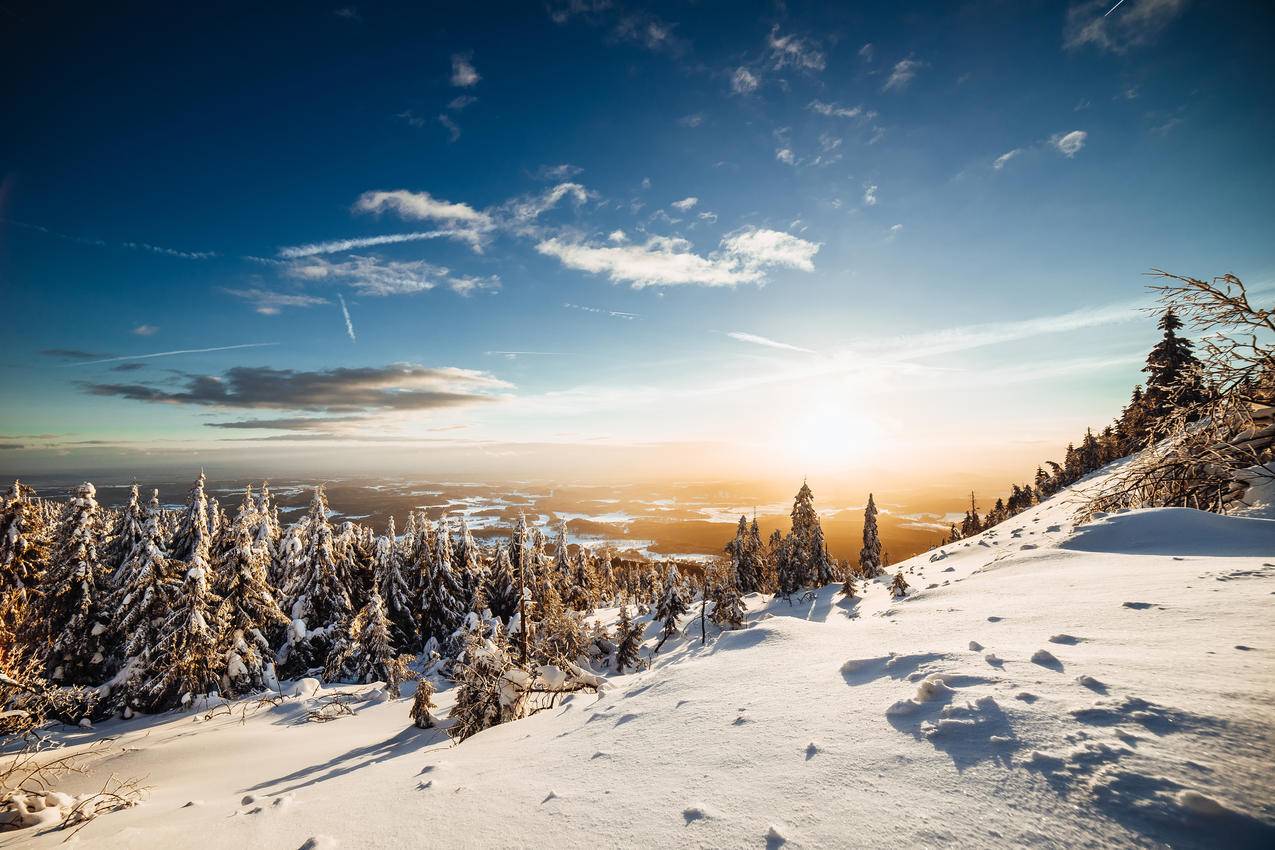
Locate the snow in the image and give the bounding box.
[9,470,1275,848]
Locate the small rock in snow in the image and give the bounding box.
[241,795,256,805]
[181,800,203,808]
[298,837,337,850]
[968,641,983,651]
[682,805,708,823]
[1076,675,1107,692]
[1049,634,1082,645]
[766,824,788,848]
[805,742,819,760]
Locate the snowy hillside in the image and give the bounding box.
[6,473,1274,850]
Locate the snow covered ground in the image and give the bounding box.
[6,474,1274,849]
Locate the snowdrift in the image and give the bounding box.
[6,473,1274,850]
[1060,507,1275,556]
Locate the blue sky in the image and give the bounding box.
[2,0,1273,482]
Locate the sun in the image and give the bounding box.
[775,398,884,473]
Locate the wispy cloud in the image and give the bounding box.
[727,331,816,354]
[671,196,698,212]
[1051,129,1088,157]
[536,227,819,288]
[4,218,217,260]
[1065,0,1189,53]
[883,58,924,92]
[338,294,356,342]
[678,113,703,128]
[731,67,759,95]
[863,184,878,206]
[355,189,492,228]
[993,148,1023,170]
[223,288,330,315]
[767,26,824,72]
[438,113,462,142]
[450,53,480,87]
[808,100,863,119]
[285,255,497,297]
[59,342,280,367]
[564,303,640,320]
[131,324,158,336]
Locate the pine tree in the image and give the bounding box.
[374,517,417,649]
[44,483,111,685]
[113,490,175,678]
[0,480,49,594]
[336,591,408,693]
[454,516,484,613]
[109,484,146,579]
[841,572,857,598]
[709,562,745,630]
[170,473,212,566]
[252,480,280,562]
[214,500,288,676]
[279,486,355,676]
[890,571,910,599]
[653,565,689,651]
[534,581,584,663]
[132,561,223,712]
[411,679,437,728]
[484,548,519,623]
[447,630,518,742]
[1143,308,1204,430]
[858,493,883,578]
[613,598,643,673]
[422,519,466,649]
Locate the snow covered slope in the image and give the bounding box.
[7,476,1275,849]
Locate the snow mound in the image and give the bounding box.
[1061,508,1275,556]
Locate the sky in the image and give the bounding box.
[2,0,1273,486]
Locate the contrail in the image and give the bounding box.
[1104,0,1127,16]
[63,342,279,366]
[338,294,356,342]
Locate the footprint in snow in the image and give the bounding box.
[682,806,709,824]
[806,742,819,760]
[542,791,558,803]
[613,713,639,726]
[1076,675,1107,693]
[1015,692,1038,703]
[985,653,1004,667]
[1122,601,1157,610]
[298,838,337,850]
[1031,649,1064,671]
[987,616,1004,623]
[766,824,789,849]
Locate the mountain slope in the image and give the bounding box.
[6,472,1275,849]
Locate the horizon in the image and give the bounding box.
[3,1,1273,489]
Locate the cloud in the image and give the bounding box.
[808,100,863,119]
[564,302,640,320]
[83,363,510,412]
[450,54,480,87]
[333,7,361,21]
[613,12,687,54]
[859,43,875,61]
[863,184,878,206]
[500,182,590,232]
[731,67,759,95]
[284,255,494,297]
[438,113,461,142]
[775,148,796,165]
[41,348,110,362]
[1064,0,1188,53]
[337,294,356,343]
[678,113,703,128]
[884,58,923,92]
[888,223,904,237]
[536,227,819,288]
[670,196,698,212]
[132,324,159,336]
[121,242,218,260]
[727,332,816,354]
[767,26,825,72]
[354,189,491,226]
[58,343,279,367]
[277,230,462,259]
[1051,130,1088,157]
[206,415,369,431]
[535,163,583,180]
[448,95,477,110]
[993,148,1023,170]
